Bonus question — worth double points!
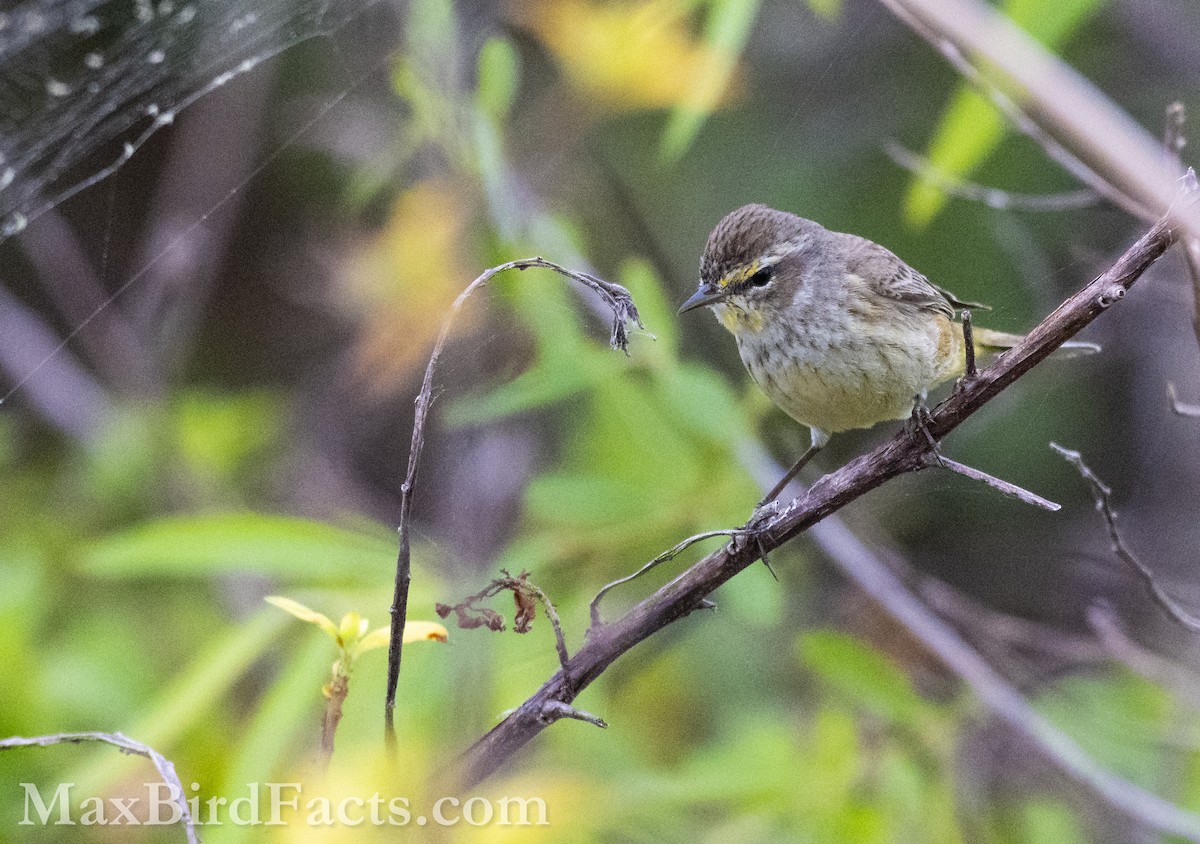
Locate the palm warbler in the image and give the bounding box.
[679,203,1095,503]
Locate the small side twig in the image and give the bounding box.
[386,258,641,746]
[589,529,743,630]
[927,453,1060,511]
[886,142,1099,212]
[538,700,608,729]
[0,732,198,844]
[1051,443,1200,632]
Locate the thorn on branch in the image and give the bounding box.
[1051,442,1200,632]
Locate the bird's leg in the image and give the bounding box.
[907,392,946,467]
[961,308,978,379]
[757,430,828,509]
[743,429,829,579]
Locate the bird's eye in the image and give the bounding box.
[746,266,773,287]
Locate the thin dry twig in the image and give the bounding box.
[589,529,743,629]
[1050,443,1200,632]
[385,258,641,746]
[885,142,1099,212]
[451,186,1200,839]
[925,453,1060,511]
[0,732,198,844]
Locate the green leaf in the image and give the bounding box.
[798,629,931,725]
[475,37,520,119]
[660,0,763,163]
[657,362,747,444]
[807,0,842,20]
[207,633,333,844]
[174,390,280,483]
[1035,668,1170,787]
[67,609,289,796]
[80,513,396,581]
[444,354,607,425]
[903,0,1107,227]
[526,472,651,527]
[1017,800,1085,844]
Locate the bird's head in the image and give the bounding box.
[679,204,821,334]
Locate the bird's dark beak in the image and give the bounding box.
[678,285,727,315]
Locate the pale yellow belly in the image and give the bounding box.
[737,319,955,434]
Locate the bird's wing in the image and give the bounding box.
[841,235,989,316]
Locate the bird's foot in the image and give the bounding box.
[739,500,782,580]
[906,395,946,467]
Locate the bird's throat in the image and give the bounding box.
[713,301,765,333]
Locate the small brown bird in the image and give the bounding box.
[679,203,1094,504]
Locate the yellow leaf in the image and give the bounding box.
[519,0,741,112]
[338,611,368,644]
[403,620,449,644]
[264,596,338,639]
[352,621,448,657]
[341,178,477,395]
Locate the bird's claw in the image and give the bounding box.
[738,501,782,580]
[746,499,781,532]
[906,397,946,468]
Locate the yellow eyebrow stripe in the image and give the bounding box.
[718,261,759,289]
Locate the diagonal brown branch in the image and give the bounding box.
[450,183,1199,836]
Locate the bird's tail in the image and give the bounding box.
[972,327,1101,358]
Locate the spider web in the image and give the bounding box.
[0,0,375,242]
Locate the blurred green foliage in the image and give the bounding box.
[903,0,1108,226]
[3,0,1198,842]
